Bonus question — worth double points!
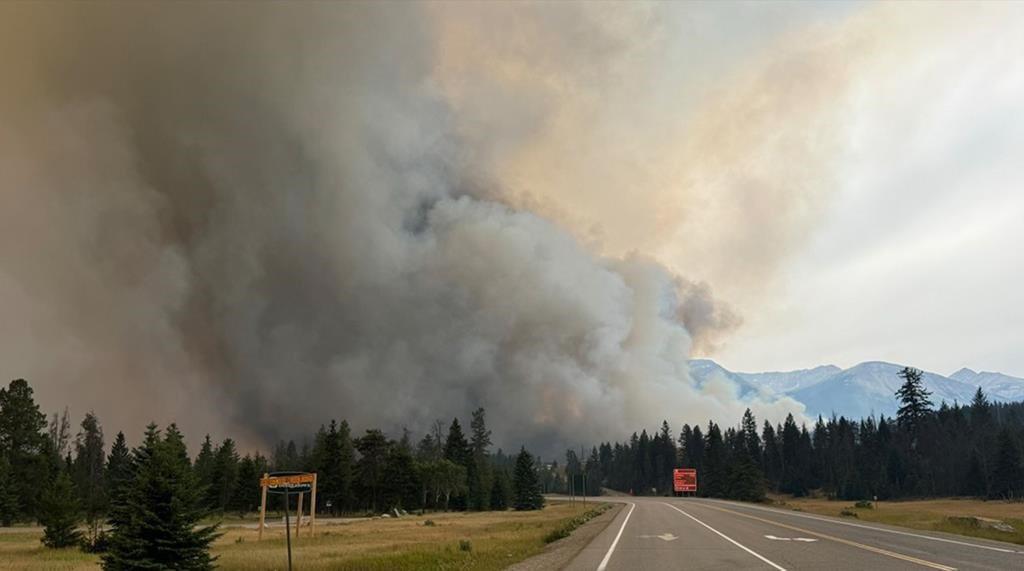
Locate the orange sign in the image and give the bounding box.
[261,472,315,493]
[673,468,697,493]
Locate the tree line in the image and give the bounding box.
[0,378,544,569]
[581,368,1024,501]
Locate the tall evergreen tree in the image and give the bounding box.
[512,448,544,510]
[209,439,239,512]
[490,467,512,510]
[38,469,81,548]
[0,455,16,526]
[193,435,215,498]
[355,429,390,512]
[443,418,471,509]
[383,442,420,510]
[229,454,260,515]
[103,424,219,571]
[72,412,106,545]
[468,408,493,510]
[105,431,131,528]
[0,379,49,521]
[896,367,933,435]
[990,428,1023,499]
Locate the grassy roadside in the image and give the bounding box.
[769,495,1024,545]
[0,501,611,571]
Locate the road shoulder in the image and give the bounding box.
[507,503,624,571]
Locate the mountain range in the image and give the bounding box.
[689,359,1024,420]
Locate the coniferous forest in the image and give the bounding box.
[590,368,1024,502]
[2,367,1023,567]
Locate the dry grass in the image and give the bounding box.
[770,495,1024,545]
[0,502,604,570]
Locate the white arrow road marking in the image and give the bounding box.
[663,503,787,571]
[638,533,678,541]
[765,535,817,542]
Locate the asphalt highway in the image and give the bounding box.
[563,496,1024,571]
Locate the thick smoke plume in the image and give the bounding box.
[0,3,818,453]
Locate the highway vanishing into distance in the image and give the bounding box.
[564,497,1024,571]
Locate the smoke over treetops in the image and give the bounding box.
[0,2,856,453]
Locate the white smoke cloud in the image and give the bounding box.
[0,2,815,453]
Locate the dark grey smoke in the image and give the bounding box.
[0,3,803,454]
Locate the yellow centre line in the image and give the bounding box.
[693,503,957,571]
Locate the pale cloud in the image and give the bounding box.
[716,2,1024,376]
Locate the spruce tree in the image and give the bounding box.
[209,438,239,512]
[103,424,219,571]
[490,467,512,510]
[355,429,390,512]
[73,412,106,545]
[193,435,215,500]
[512,448,544,510]
[38,470,81,548]
[468,408,493,510]
[105,432,131,528]
[990,428,1023,500]
[896,367,933,434]
[0,379,49,521]
[0,455,16,526]
[443,418,471,509]
[229,455,259,515]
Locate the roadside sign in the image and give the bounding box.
[261,471,315,495]
[673,468,697,493]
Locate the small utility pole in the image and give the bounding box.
[580,445,586,508]
[284,488,293,571]
[569,467,575,506]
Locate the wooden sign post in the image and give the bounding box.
[258,472,317,542]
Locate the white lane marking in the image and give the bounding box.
[663,502,787,571]
[596,502,635,571]
[638,533,678,541]
[765,535,817,542]
[702,499,1019,555]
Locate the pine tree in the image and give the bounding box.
[39,470,81,548]
[512,448,544,510]
[780,414,808,496]
[0,455,17,526]
[193,435,215,500]
[355,429,390,512]
[336,420,355,512]
[896,367,933,434]
[229,455,259,515]
[0,379,49,521]
[313,420,354,515]
[468,408,493,510]
[443,418,471,510]
[990,428,1023,500]
[443,418,471,467]
[103,424,219,571]
[490,467,512,510]
[72,412,106,545]
[209,439,239,512]
[383,442,420,510]
[105,431,131,529]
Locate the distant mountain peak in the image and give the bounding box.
[950,367,978,381]
[688,359,1024,420]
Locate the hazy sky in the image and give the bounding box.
[707,2,1024,377]
[2,1,1023,449]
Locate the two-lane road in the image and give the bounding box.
[564,497,1024,570]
